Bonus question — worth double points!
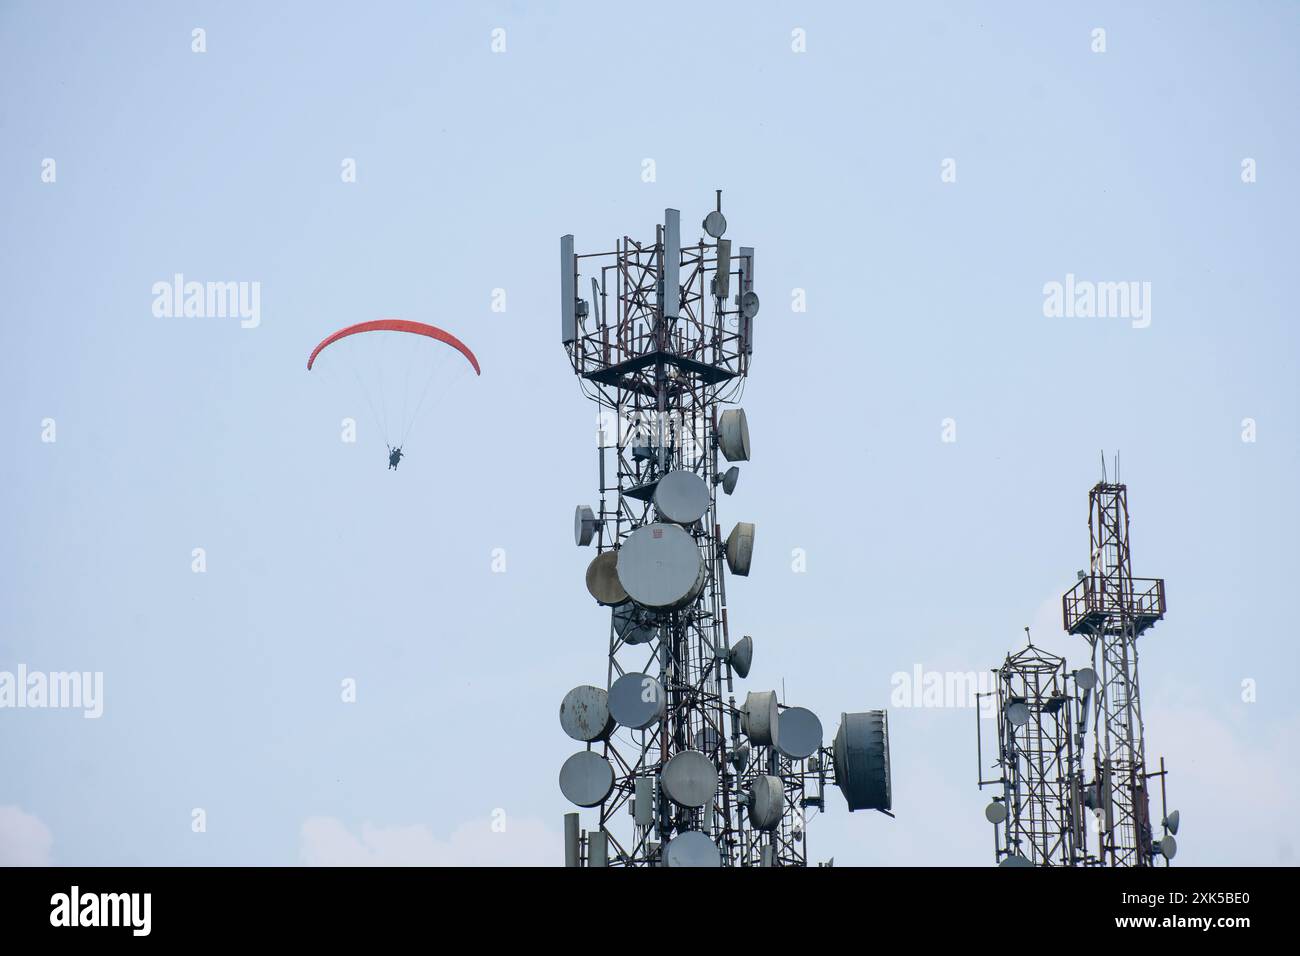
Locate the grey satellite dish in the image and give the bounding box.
[985,801,1008,825]
[616,523,706,610]
[609,672,665,729]
[725,522,755,576]
[999,854,1034,868]
[1154,835,1177,861]
[740,290,760,319]
[714,466,740,496]
[1007,701,1031,727]
[832,711,892,812]
[748,775,784,831]
[1075,667,1099,691]
[725,635,754,678]
[731,742,750,773]
[702,209,727,239]
[694,727,721,755]
[742,690,780,748]
[559,685,614,742]
[1163,810,1180,835]
[613,603,657,646]
[559,751,615,808]
[717,408,750,462]
[574,505,599,546]
[777,706,823,760]
[662,831,721,868]
[653,470,711,525]
[661,751,717,808]
[585,551,628,606]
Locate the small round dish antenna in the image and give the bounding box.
[661,751,717,808]
[662,831,721,867]
[1075,667,1099,691]
[715,466,740,496]
[694,727,721,755]
[585,551,628,606]
[731,742,750,773]
[999,854,1034,868]
[985,801,1008,824]
[740,290,761,319]
[613,603,657,645]
[559,685,614,742]
[777,706,823,760]
[1163,810,1180,835]
[702,210,727,239]
[609,672,665,729]
[1153,835,1177,861]
[725,522,755,576]
[741,690,780,748]
[717,409,750,462]
[574,505,600,546]
[747,775,784,831]
[653,470,711,525]
[616,523,706,609]
[723,635,753,678]
[1006,701,1031,727]
[559,751,615,808]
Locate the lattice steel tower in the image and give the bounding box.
[1060,477,1173,867]
[977,638,1088,866]
[555,195,893,867]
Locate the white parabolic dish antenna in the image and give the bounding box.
[613,603,657,646]
[662,831,721,867]
[661,751,717,808]
[609,672,666,729]
[985,801,1008,824]
[742,690,780,748]
[653,470,711,525]
[776,706,823,760]
[725,522,755,576]
[727,635,753,678]
[717,408,751,462]
[1007,701,1031,727]
[617,523,706,610]
[748,775,784,831]
[559,685,613,742]
[999,854,1034,867]
[559,751,615,808]
[1075,667,1099,691]
[585,551,628,606]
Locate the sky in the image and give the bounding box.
[1,1,1297,867]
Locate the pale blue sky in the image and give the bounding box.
[1,1,1296,866]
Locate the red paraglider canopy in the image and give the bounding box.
[306,319,481,375]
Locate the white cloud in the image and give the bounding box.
[300,814,561,867]
[0,806,53,866]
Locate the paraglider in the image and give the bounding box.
[307,319,480,469]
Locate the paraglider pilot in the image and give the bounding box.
[388,446,403,470]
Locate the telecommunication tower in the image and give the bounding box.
[556,194,893,866]
[978,467,1180,867]
[976,635,1090,866]
[1061,471,1178,866]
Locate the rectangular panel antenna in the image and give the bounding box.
[662,209,681,320]
[739,246,755,354]
[561,234,577,344]
[715,239,731,300]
